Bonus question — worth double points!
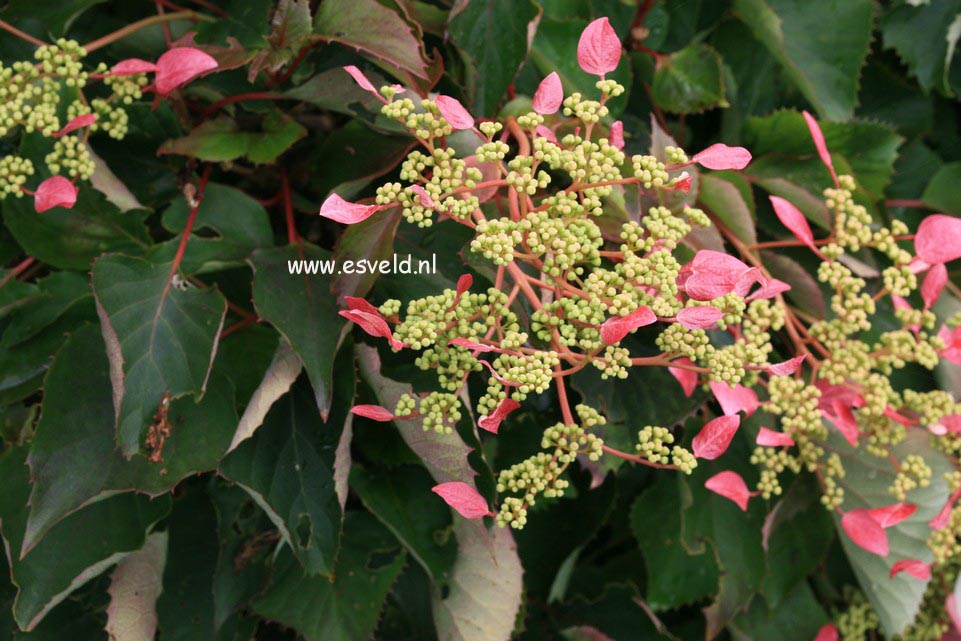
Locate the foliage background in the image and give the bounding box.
[0,0,960,640]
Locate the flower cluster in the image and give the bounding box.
[0,40,218,214]
[331,17,961,638]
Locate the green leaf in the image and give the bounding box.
[150,183,274,274]
[332,209,402,301]
[105,532,167,641]
[761,251,827,319]
[745,110,904,201]
[228,340,302,452]
[2,185,151,271]
[220,375,350,577]
[158,111,307,164]
[922,162,961,215]
[250,244,345,418]
[350,463,457,583]
[652,43,728,114]
[448,0,541,116]
[530,16,633,119]
[92,255,228,456]
[881,0,961,95]
[24,324,237,551]
[248,0,314,79]
[156,488,220,641]
[729,582,828,641]
[253,511,406,641]
[314,0,430,81]
[357,344,523,641]
[0,444,170,631]
[698,173,757,245]
[0,0,104,35]
[311,121,414,200]
[761,476,834,609]
[0,271,93,348]
[732,0,873,120]
[631,474,720,610]
[824,429,953,637]
[432,521,525,641]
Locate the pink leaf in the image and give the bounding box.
[600,306,657,344]
[802,110,839,187]
[435,95,474,130]
[480,359,518,387]
[431,482,490,519]
[51,113,97,138]
[344,296,382,316]
[668,358,698,397]
[478,398,521,434]
[672,173,692,193]
[154,47,218,94]
[770,195,817,251]
[456,274,473,299]
[34,176,78,214]
[745,277,791,301]
[319,193,385,224]
[814,623,839,641]
[534,125,558,144]
[710,381,759,417]
[889,559,931,581]
[408,184,435,208]
[868,503,917,528]
[828,401,859,447]
[948,594,961,635]
[532,71,563,114]
[676,306,723,330]
[929,489,961,530]
[338,309,406,350]
[756,427,795,447]
[350,404,397,422]
[684,251,752,301]
[448,337,497,353]
[111,58,157,76]
[577,17,622,76]
[922,262,948,310]
[915,214,961,265]
[692,143,752,170]
[768,355,807,376]
[609,120,624,150]
[705,471,750,511]
[841,509,889,556]
[343,65,377,94]
[692,415,741,460]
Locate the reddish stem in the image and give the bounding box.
[555,368,576,426]
[601,445,676,470]
[0,257,36,288]
[280,166,299,245]
[0,19,46,46]
[167,166,212,291]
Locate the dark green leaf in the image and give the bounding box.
[729,582,828,641]
[350,463,457,582]
[881,0,961,95]
[732,0,873,119]
[2,186,151,271]
[24,324,237,550]
[0,444,170,631]
[314,0,429,82]
[253,511,405,641]
[448,0,541,116]
[220,376,348,577]
[652,43,728,114]
[250,244,344,417]
[922,162,961,215]
[150,183,274,274]
[1,271,92,348]
[92,255,228,456]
